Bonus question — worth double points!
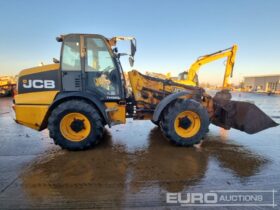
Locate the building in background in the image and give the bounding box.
[243,74,280,93]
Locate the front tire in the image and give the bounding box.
[160,99,209,146]
[48,100,104,151]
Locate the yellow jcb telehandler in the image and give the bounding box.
[13,34,278,150]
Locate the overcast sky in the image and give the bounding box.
[0,0,279,85]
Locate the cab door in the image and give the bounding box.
[83,35,123,100]
[60,34,82,91]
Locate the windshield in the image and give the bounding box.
[85,38,115,72]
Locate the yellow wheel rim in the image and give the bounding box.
[174,111,201,138]
[60,112,91,142]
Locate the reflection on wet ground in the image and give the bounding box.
[0,94,279,209]
[18,128,269,208]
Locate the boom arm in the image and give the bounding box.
[187,44,238,88]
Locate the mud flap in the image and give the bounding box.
[212,100,278,134]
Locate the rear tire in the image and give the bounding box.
[48,100,104,151]
[160,99,209,146]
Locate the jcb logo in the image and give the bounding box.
[23,80,55,89]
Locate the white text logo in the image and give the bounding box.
[23,80,55,89]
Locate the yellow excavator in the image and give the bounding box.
[13,34,278,150]
[166,45,238,88]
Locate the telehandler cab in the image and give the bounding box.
[13,34,278,150]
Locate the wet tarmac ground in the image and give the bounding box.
[0,93,279,209]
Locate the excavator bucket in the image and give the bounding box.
[211,93,278,134]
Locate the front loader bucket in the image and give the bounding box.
[212,100,278,134]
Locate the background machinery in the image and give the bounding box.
[0,76,16,97]
[13,34,278,150]
[164,45,237,88]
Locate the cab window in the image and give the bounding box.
[61,36,81,71]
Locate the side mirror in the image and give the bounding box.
[53,58,60,64]
[130,39,136,57]
[129,56,134,67]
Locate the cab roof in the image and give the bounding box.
[56,33,109,42]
